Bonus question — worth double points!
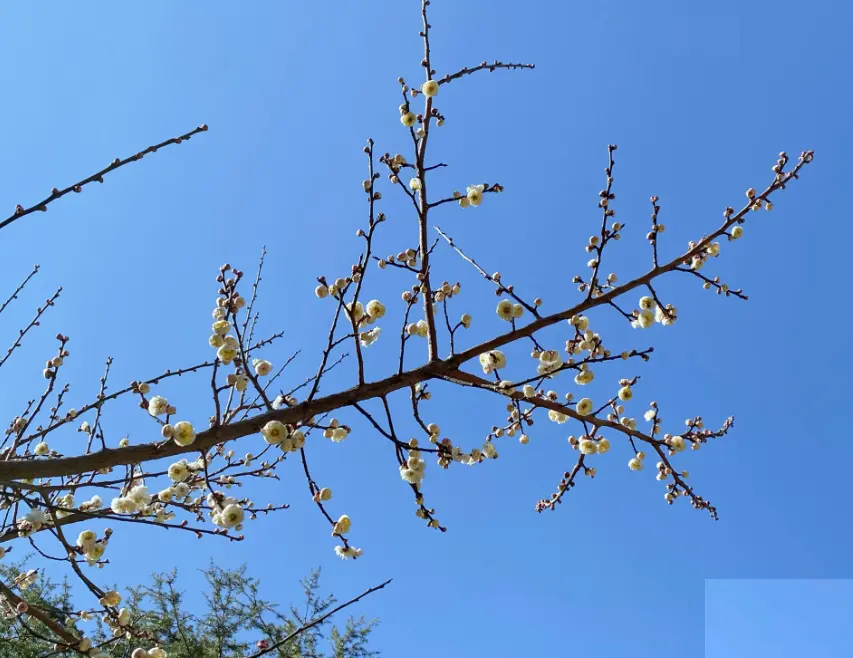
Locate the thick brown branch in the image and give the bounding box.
[0,151,812,482]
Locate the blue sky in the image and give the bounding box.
[707,580,853,656]
[0,0,849,656]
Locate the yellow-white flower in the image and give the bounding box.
[261,420,288,445]
[655,304,677,326]
[400,456,426,485]
[618,386,632,401]
[549,410,568,424]
[574,369,594,385]
[632,309,655,329]
[100,590,122,607]
[366,299,386,319]
[127,485,151,507]
[731,225,744,239]
[461,313,472,328]
[422,80,439,97]
[576,398,593,416]
[579,439,597,455]
[538,350,561,377]
[669,435,686,452]
[117,607,131,627]
[173,421,195,447]
[334,545,364,560]
[478,350,507,374]
[212,320,231,336]
[333,514,351,535]
[148,395,169,417]
[34,442,49,456]
[209,334,225,348]
[172,482,190,499]
[253,359,273,376]
[409,177,422,191]
[513,304,524,319]
[360,327,381,347]
[315,284,329,299]
[570,315,589,331]
[76,529,97,550]
[217,345,238,364]
[345,301,365,325]
[467,184,485,206]
[707,242,721,256]
[597,438,611,453]
[496,299,514,321]
[639,296,654,310]
[220,503,244,528]
[401,112,416,127]
[168,461,190,482]
[628,457,643,471]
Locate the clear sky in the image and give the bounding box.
[0,0,849,656]
[707,580,853,657]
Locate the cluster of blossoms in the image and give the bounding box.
[322,418,350,442]
[207,491,245,529]
[208,292,273,385]
[108,483,178,528]
[496,299,524,322]
[438,440,499,467]
[400,448,426,485]
[631,295,678,329]
[571,434,611,456]
[406,319,430,338]
[17,507,49,538]
[345,299,386,327]
[261,420,305,453]
[146,394,197,449]
[128,647,168,658]
[317,291,387,348]
[74,595,169,657]
[76,528,110,566]
[14,569,38,591]
[398,77,440,133]
[536,349,562,377]
[383,152,409,187]
[689,239,722,271]
[425,421,500,468]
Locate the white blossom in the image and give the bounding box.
[632,309,655,329]
[466,184,485,206]
[148,396,169,417]
[172,421,196,447]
